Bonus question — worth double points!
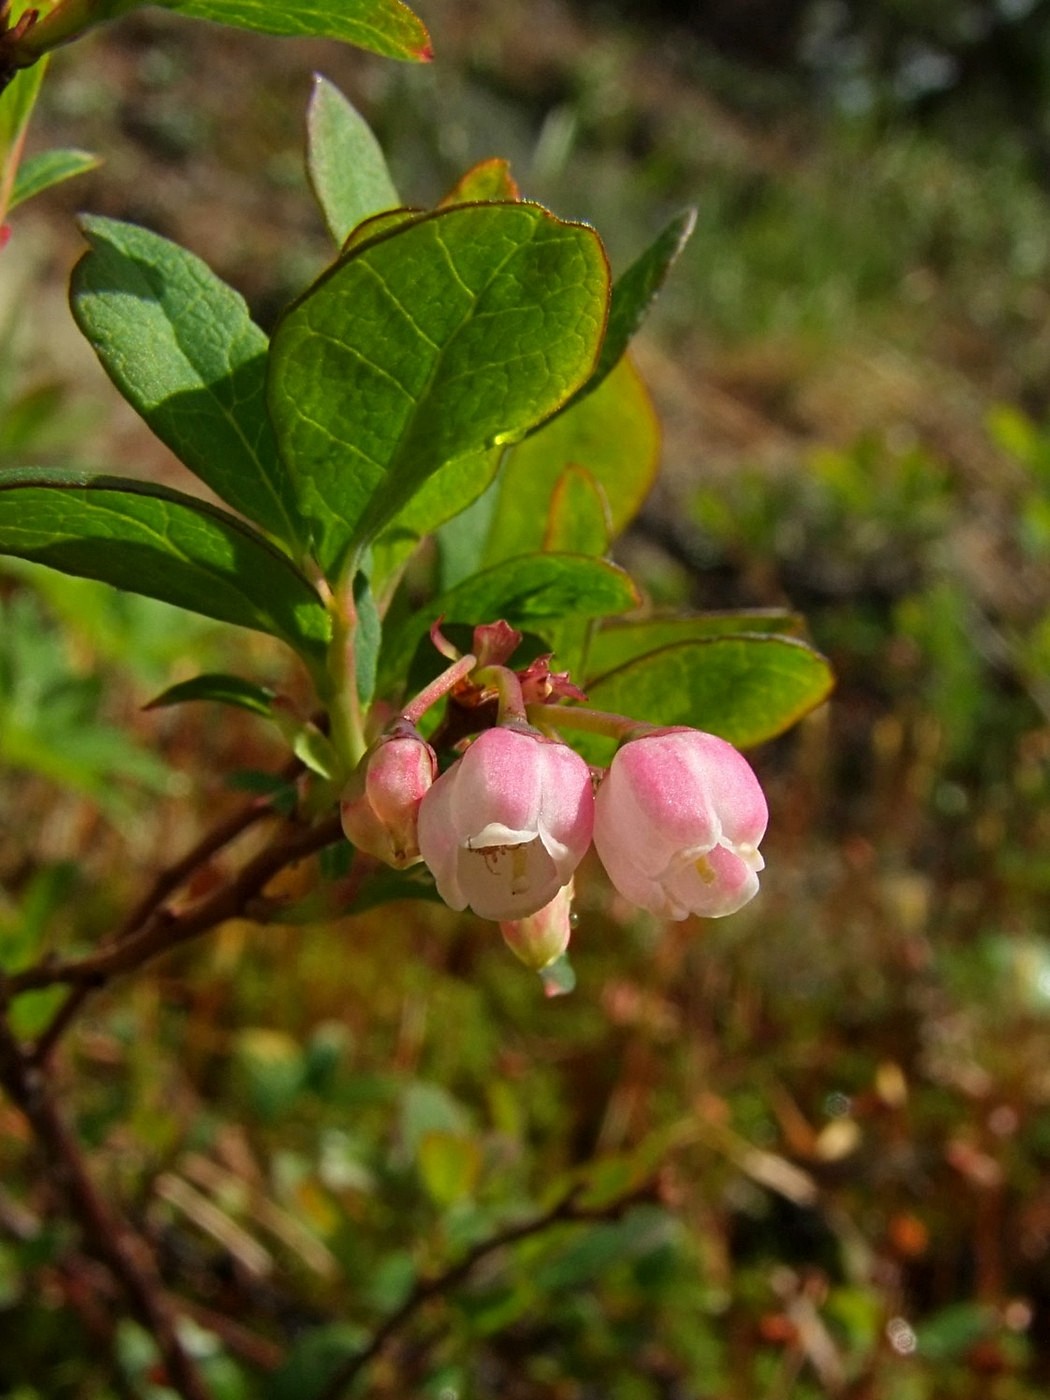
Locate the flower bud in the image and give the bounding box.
[340,730,437,869]
[500,880,574,970]
[418,726,593,922]
[593,728,767,920]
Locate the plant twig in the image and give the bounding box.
[7,812,344,1001]
[318,1180,658,1400]
[0,1019,213,1400]
[28,767,307,1065]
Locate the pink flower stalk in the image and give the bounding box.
[340,729,437,869]
[593,728,767,920]
[500,879,575,970]
[417,727,593,922]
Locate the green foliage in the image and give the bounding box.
[306,73,401,245]
[158,0,432,61]
[0,471,331,671]
[71,216,302,551]
[580,635,834,759]
[268,201,610,575]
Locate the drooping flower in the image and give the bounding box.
[593,727,767,920]
[340,728,437,868]
[500,879,575,970]
[417,726,593,922]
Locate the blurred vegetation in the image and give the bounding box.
[3,0,1050,1394]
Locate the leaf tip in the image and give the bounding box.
[416,40,434,62]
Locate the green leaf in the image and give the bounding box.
[0,471,330,670]
[155,0,432,62]
[268,202,610,577]
[9,147,99,210]
[544,466,610,555]
[351,569,382,707]
[483,356,658,564]
[578,635,833,762]
[145,672,277,716]
[71,216,302,550]
[379,553,639,695]
[565,207,697,410]
[584,613,806,681]
[0,58,46,221]
[372,446,500,593]
[291,724,341,781]
[307,74,400,245]
[438,157,520,206]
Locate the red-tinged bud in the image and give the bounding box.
[340,728,437,869]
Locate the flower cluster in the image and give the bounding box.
[340,622,768,978]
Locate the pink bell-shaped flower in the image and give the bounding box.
[417,727,593,922]
[500,879,575,970]
[593,728,767,920]
[340,729,437,869]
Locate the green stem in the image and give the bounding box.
[524,702,654,745]
[326,576,367,777]
[475,664,529,726]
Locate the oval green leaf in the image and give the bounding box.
[0,471,330,671]
[307,75,400,245]
[268,202,610,576]
[579,635,833,762]
[585,612,806,681]
[71,216,301,551]
[483,355,658,565]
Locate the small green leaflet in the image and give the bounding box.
[307,75,400,245]
[0,471,331,673]
[71,216,302,551]
[146,673,278,716]
[547,207,696,417]
[9,148,99,211]
[268,202,610,578]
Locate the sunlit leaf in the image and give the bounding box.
[484,355,658,564]
[585,612,806,681]
[0,58,46,221]
[563,207,696,409]
[0,471,330,671]
[268,202,610,576]
[71,216,302,550]
[545,465,610,555]
[155,0,432,62]
[575,635,833,762]
[438,157,520,206]
[9,147,99,210]
[307,75,400,245]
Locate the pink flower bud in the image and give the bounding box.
[593,728,767,920]
[500,880,575,970]
[340,730,437,869]
[417,727,593,922]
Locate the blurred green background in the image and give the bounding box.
[3,0,1050,1394]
